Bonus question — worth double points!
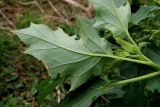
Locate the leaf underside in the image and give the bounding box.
[91,0,131,37]
[13,20,112,91]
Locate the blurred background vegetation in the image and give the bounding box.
[0,0,159,107]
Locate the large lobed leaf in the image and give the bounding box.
[91,0,131,37]
[13,20,112,91]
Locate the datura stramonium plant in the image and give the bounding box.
[13,0,160,107]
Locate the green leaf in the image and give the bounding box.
[131,5,160,25]
[59,78,124,107]
[145,77,160,93]
[37,78,59,106]
[59,79,105,107]
[77,19,112,54]
[154,0,160,4]
[91,0,131,37]
[12,23,112,91]
[145,46,160,64]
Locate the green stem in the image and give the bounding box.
[136,35,150,42]
[140,53,153,63]
[150,30,160,40]
[111,71,160,86]
[126,32,155,64]
[148,62,160,70]
[93,53,151,65]
[127,32,139,50]
[126,32,148,61]
[93,53,160,69]
[143,29,160,32]
[90,32,160,69]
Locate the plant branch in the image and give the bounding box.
[143,29,160,32]
[34,0,45,13]
[16,0,44,13]
[63,0,88,12]
[111,71,160,86]
[0,10,16,29]
[150,30,160,40]
[136,35,150,42]
[47,0,63,17]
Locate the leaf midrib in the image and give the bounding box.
[18,32,150,64]
[94,0,126,32]
[95,1,125,31]
[111,0,129,35]
[17,32,96,57]
[25,47,95,67]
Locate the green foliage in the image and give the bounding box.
[60,23,78,36]
[154,0,160,4]
[146,77,160,93]
[0,95,29,107]
[16,12,44,29]
[13,0,160,106]
[37,77,60,106]
[92,0,131,38]
[59,78,107,107]
[131,5,160,25]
